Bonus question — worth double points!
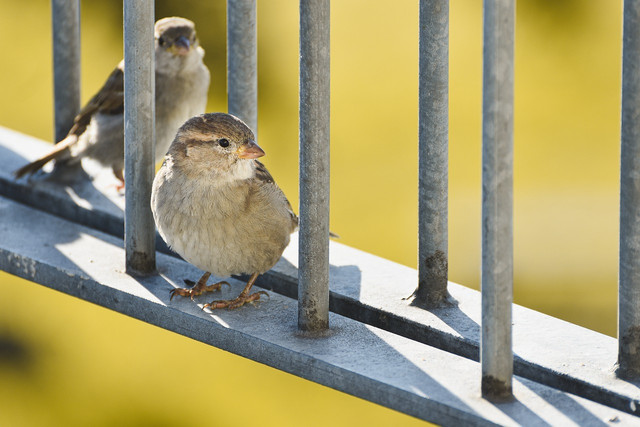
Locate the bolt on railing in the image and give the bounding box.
[298,0,331,332]
[619,0,640,380]
[123,0,156,274]
[227,0,258,133]
[481,0,515,401]
[415,0,450,308]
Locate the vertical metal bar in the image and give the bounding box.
[481,0,514,401]
[299,0,330,332]
[619,0,640,379]
[227,0,258,133]
[51,0,81,142]
[414,0,449,308]
[123,0,156,274]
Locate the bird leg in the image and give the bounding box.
[112,167,125,192]
[170,272,230,301]
[203,273,269,310]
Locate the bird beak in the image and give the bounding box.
[236,140,265,159]
[170,36,191,56]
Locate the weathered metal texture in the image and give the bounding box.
[619,0,640,380]
[414,0,450,309]
[51,0,81,143]
[227,0,258,133]
[481,0,515,401]
[5,129,640,416]
[3,195,640,426]
[298,0,330,331]
[123,0,156,274]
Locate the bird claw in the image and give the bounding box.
[169,287,195,301]
[203,290,269,311]
[169,279,230,302]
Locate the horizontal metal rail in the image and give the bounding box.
[2,194,638,425]
[3,130,640,417]
[8,0,640,422]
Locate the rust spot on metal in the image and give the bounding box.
[617,326,640,380]
[407,250,455,309]
[482,375,513,402]
[299,301,329,332]
[126,251,156,276]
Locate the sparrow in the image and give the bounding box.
[151,113,298,309]
[14,16,210,187]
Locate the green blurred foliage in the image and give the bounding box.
[0,0,625,425]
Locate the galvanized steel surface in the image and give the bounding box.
[51,0,81,142]
[619,0,640,379]
[227,0,258,133]
[481,0,515,400]
[123,0,156,274]
[4,129,640,416]
[298,0,330,331]
[2,195,639,426]
[416,0,450,307]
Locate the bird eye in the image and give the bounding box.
[158,37,166,46]
[218,138,230,148]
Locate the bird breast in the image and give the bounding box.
[151,165,291,277]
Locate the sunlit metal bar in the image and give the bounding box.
[227,0,257,133]
[481,0,514,401]
[619,0,640,379]
[123,0,156,274]
[415,0,449,308]
[52,0,81,142]
[299,0,330,331]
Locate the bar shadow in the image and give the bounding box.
[0,145,126,238]
[3,187,627,424]
[129,268,484,424]
[520,380,611,427]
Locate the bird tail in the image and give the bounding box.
[14,134,78,179]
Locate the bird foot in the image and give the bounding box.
[202,291,269,310]
[169,274,230,301]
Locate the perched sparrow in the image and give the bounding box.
[151,113,298,309]
[15,17,210,187]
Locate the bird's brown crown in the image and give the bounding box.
[176,113,255,145]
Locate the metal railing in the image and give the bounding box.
[480,0,515,401]
[619,0,640,380]
[44,0,640,416]
[124,0,156,275]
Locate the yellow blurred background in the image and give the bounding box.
[0,0,623,425]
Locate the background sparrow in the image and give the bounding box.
[14,16,210,186]
[151,113,298,309]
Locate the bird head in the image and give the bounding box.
[169,113,265,181]
[154,17,203,72]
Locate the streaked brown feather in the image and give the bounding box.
[14,62,124,178]
[67,62,124,138]
[253,160,298,229]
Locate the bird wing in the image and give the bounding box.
[13,61,125,179]
[253,160,338,238]
[67,60,125,138]
[254,160,299,230]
